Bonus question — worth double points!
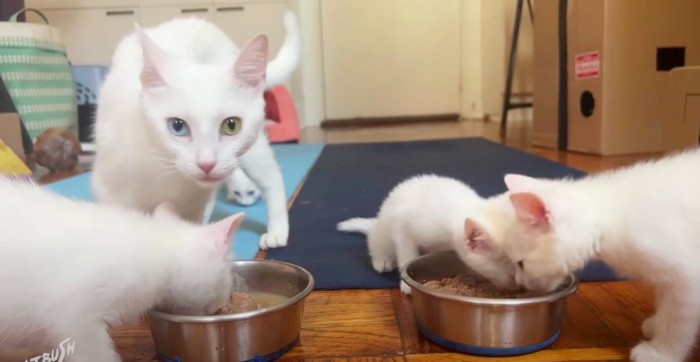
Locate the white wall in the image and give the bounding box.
[460,0,484,119]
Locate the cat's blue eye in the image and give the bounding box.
[247,191,255,196]
[167,117,190,137]
[234,191,241,196]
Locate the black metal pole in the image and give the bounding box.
[557,0,569,150]
[500,0,525,137]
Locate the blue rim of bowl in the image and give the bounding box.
[155,334,300,362]
[149,260,314,323]
[418,324,560,357]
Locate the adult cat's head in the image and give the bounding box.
[136,26,268,187]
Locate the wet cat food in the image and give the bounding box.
[422,273,547,299]
[214,292,261,314]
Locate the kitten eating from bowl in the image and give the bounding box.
[337,174,518,294]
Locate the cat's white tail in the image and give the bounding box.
[337,217,376,235]
[266,11,301,88]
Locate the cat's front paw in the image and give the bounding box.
[630,342,673,362]
[641,316,656,340]
[371,258,396,273]
[400,281,413,295]
[259,230,288,250]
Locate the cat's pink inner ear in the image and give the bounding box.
[464,218,493,253]
[509,192,550,229]
[504,174,539,192]
[210,213,245,252]
[135,25,167,89]
[233,34,268,89]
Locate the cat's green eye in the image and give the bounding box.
[221,117,242,136]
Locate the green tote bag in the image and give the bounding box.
[0,8,78,140]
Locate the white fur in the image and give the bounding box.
[502,147,700,362]
[337,175,517,294]
[226,167,261,206]
[92,13,298,249]
[0,179,243,362]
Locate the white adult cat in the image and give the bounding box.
[0,178,243,362]
[227,167,261,206]
[92,13,299,249]
[501,148,700,362]
[337,174,517,294]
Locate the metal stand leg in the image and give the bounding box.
[500,0,534,137]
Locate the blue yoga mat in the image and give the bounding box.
[266,138,618,290]
[44,144,324,260]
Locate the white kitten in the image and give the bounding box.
[227,167,261,206]
[337,174,517,294]
[0,178,243,362]
[92,13,299,249]
[501,148,700,362]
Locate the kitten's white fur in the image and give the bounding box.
[227,167,261,206]
[502,148,700,362]
[337,174,517,294]
[0,179,243,362]
[92,13,299,249]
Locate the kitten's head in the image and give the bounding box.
[136,26,268,188]
[460,194,519,290]
[502,174,596,292]
[227,168,261,206]
[156,203,245,315]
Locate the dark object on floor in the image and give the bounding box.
[266,138,618,290]
[34,128,81,172]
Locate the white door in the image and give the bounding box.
[139,5,213,27]
[321,0,461,120]
[212,2,287,56]
[28,8,139,65]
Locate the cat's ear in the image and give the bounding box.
[509,192,550,229]
[233,34,268,89]
[208,213,245,253]
[134,24,167,90]
[504,174,542,193]
[154,201,180,221]
[464,218,494,253]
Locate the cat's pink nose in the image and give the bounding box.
[197,162,216,174]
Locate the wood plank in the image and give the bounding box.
[112,319,157,362]
[282,290,403,359]
[551,292,627,349]
[576,282,653,345]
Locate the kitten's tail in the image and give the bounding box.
[337,217,376,235]
[266,11,301,88]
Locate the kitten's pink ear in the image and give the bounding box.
[135,24,167,89]
[233,34,268,89]
[509,192,550,229]
[504,174,541,193]
[464,218,494,253]
[209,213,245,253]
[153,202,180,221]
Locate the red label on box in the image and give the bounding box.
[575,51,600,80]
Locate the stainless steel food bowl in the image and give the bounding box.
[149,259,314,362]
[400,250,577,357]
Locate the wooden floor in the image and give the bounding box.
[107,119,699,361]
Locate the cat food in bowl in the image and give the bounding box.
[149,259,313,362]
[400,250,577,357]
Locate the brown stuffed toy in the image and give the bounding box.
[33,128,81,173]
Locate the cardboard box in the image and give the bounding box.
[533,0,700,155]
[661,66,700,149]
[0,113,24,159]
